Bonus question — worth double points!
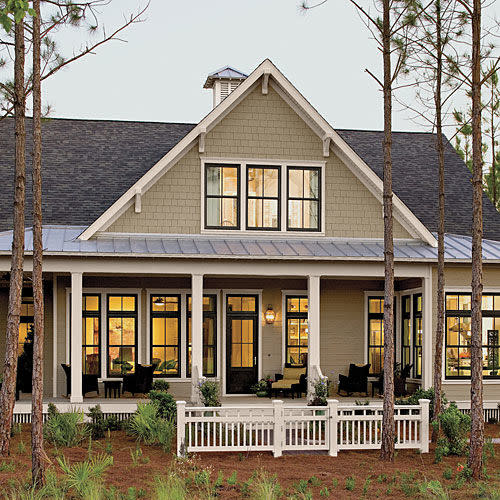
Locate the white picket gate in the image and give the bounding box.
[176,399,430,457]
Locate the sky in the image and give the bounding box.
[39,0,494,134]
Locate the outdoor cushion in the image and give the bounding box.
[271,367,306,390]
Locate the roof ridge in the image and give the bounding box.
[4,116,197,126]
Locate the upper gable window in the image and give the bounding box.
[287,167,321,231]
[246,166,280,230]
[203,161,323,233]
[205,164,240,229]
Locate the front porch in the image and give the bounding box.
[11,259,434,407]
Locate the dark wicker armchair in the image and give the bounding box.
[122,363,156,396]
[338,363,370,396]
[61,364,99,397]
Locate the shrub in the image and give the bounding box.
[153,473,187,500]
[433,404,470,462]
[151,380,170,392]
[248,470,282,500]
[148,390,176,420]
[395,388,447,420]
[126,402,175,452]
[345,476,355,491]
[198,379,220,407]
[44,405,89,447]
[86,405,123,439]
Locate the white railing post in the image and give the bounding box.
[176,401,186,456]
[273,400,284,458]
[419,398,430,453]
[327,399,338,457]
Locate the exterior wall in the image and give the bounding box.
[432,264,500,401]
[106,85,412,239]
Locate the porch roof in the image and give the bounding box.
[1,225,499,262]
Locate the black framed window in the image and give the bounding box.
[413,294,423,378]
[107,295,138,377]
[150,295,180,377]
[401,295,411,369]
[246,166,280,230]
[367,296,397,376]
[285,296,308,366]
[205,164,240,229]
[82,294,101,376]
[19,296,34,356]
[287,166,321,231]
[446,293,500,379]
[187,295,217,377]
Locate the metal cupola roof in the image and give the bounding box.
[203,66,248,88]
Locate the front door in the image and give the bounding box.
[226,294,258,394]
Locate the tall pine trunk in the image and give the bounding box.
[0,17,26,456]
[31,0,46,486]
[432,0,445,443]
[468,0,484,478]
[491,81,496,209]
[380,0,395,461]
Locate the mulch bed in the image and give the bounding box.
[1,425,500,498]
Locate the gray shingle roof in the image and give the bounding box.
[0,118,499,240]
[0,118,195,232]
[336,129,500,240]
[1,225,498,261]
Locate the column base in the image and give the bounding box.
[70,395,83,404]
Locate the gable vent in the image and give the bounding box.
[204,66,248,108]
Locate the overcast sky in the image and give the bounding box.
[40,0,489,134]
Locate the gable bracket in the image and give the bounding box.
[134,190,142,214]
[262,71,270,95]
[199,127,206,153]
[322,135,333,157]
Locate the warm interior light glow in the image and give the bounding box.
[265,305,276,324]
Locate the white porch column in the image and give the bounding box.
[422,272,433,389]
[308,275,321,396]
[52,274,58,398]
[190,274,204,403]
[70,272,83,403]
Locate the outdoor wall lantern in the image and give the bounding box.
[265,305,276,324]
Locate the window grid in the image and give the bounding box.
[186,294,217,377]
[401,295,411,369]
[246,165,281,231]
[204,164,240,230]
[150,295,181,377]
[82,294,101,376]
[107,295,138,378]
[19,296,34,357]
[445,292,500,379]
[413,294,423,379]
[285,296,308,367]
[286,166,321,232]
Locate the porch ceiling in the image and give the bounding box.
[0,225,497,261]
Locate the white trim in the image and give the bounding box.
[78,59,436,247]
[52,274,58,398]
[200,158,327,235]
[221,289,263,397]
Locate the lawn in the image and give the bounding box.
[1,424,500,499]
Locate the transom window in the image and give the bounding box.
[205,164,240,229]
[150,295,180,377]
[285,296,308,366]
[203,162,323,232]
[446,293,500,379]
[287,166,320,231]
[246,166,280,230]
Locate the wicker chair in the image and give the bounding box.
[61,364,99,397]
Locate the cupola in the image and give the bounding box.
[204,66,248,108]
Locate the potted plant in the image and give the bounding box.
[251,378,271,397]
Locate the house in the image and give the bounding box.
[0,59,500,409]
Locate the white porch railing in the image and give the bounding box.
[176,399,430,457]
